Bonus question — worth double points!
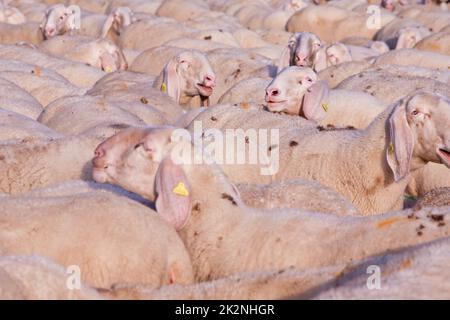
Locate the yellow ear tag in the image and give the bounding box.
[321,102,329,112]
[173,182,189,197]
[104,66,113,73]
[388,143,394,155]
[161,83,167,93]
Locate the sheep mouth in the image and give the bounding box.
[266,100,287,111]
[92,167,109,183]
[438,148,450,167]
[196,83,214,96]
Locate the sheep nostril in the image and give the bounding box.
[271,90,279,96]
[94,149,105,158]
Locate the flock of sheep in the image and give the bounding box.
[0,0,449,300]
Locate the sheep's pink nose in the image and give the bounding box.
[295,52,308,63]
[268,88,280,97]
[203,74,216,87]
[93,148,107,168]
[45,27,55,35]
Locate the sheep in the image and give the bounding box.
[91,126,450,281]
[317,60,373,88]
[156,0,211,22]
[0,44,105,88]
[415,31,450,55]
[0,58,84,107]
[414,188,450,209]
[218,77,271,106]
[118,17,196,51]
[0,21,43,45]
[277,32,323,70]
[0,255,104,300]
[306,237,450,299]
[0,190,194,289]
[39,4,80,40]
[39,35,128,72]
[0,125,127,195]
[265,66,387,129]
[182,91,449,214]
[374,48,450,70]
[205,48,274,105]
[0,1,26,25]
[337,66,450,105]
[101,266,344,300]
[236,179,360,215]
[80,7,136,44]
[38,95,167,136]
[312,42,353,72]
[398,5,450,33]
[152,50,217,109]
[286,5,396,42]
[0,76,43,119]
[90,111,317,197]
[87,71,184,123]
[0,108,62,142]
[375,18,431,49]
[407,163,450,197]
[257,29,293,46]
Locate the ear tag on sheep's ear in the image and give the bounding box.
[321,102,329,112]
[173,182,189,197]
[388,143,395,155]
[104,66,113,73]
[161,82,167,93]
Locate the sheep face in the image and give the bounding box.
[312,43,352,73]
[266,66,319,115]
[278,32,322,70]
[387,92,450,181]
[40,4,79,39]
[92,127,177,201]
[95,40,128,72]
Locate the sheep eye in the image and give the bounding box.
[411,110,419,116]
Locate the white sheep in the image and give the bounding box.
[0,76,43,119]
[415,31,450,55]
[0,189,194,288]
[152,50,217,109]
[414,188,450,209]
[309,237,450,299]
[0,108,61,142]
[0,44,105,88]
[38,95,167,136]
[265,66,387,129]
[87,70,185,123]
[91,126,449,281]
[0,255,103,300]
[336,65,450,105]
[40,35,128,72]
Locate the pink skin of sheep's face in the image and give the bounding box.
[265,66,318,115]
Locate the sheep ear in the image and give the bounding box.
[301,80,329,122]
[277,46,292,72]
[155,157,192,231]
[387,100,414,182]
[99,52,116,73]
[101,14,115,38]
[162,58,181,103]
